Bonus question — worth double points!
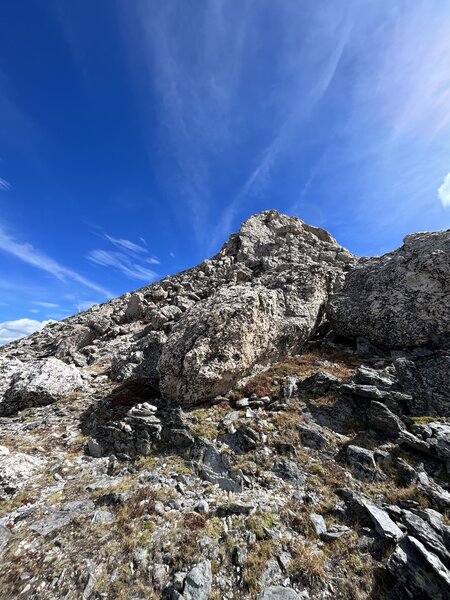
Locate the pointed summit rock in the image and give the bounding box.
[158,210,355,402]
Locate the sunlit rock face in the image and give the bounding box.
[158,211,355,402]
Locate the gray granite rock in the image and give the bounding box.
[1,357,84,417]
[387,535,450,599]
[183,560,212,600]
[329,229,450,349]
[362,501,403,542]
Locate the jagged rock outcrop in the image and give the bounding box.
[158,212,354,402]
[395,352,450,416]
[329,230,450,349]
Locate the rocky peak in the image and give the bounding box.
[0,211,356,405]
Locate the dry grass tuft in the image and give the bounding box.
[237,349,360,399]
[243,540,280,594]
[385,485,429,507]
[288,541,327,584]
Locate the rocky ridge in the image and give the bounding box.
[0,210,449,600]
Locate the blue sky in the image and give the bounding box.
[1,1,450,344]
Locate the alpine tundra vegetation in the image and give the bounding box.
[0,211,449,599]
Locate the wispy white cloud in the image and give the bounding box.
[102,233,159,263]
[208,5,353,248]
[0,177,11,191]
[32,301,60,308]
[120,2,361,249]
[87,249,157,282]
[368,5,450,138]
[0,318,54,346]
[438,173,450,207]
[120,1,257,241]
[104,233,148,254]
[88,230,160,281]
[0,225,113,298]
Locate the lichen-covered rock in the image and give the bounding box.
[0,357,84,416]
[159,286,292,402]
[183,560,212,600]
[0,356,23,399]
[0,446,46,496]
[387,535,450,599]
[329,230,450,349]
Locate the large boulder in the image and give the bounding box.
[159,286,295,402]
[329,230,450,349]
[158,211,354,402]
[0,445,46,496]
[0,357,85,416]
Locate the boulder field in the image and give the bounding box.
[0,210,449,599]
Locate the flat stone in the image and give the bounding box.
[296,422,329,450]
[30,500,95,536]
[321,524,352,541]
[257,587,300,600]
[363,501,403,542]
[0,524,11,556]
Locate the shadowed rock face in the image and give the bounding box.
[329,230,450,350]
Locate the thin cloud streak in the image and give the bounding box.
[210,6,354,249]
[87,249,157,282]
[32,301,60,308]
[0,225,113,298]
[104,233,148,254]
[0,177,11,191]
[122,0,255,242]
